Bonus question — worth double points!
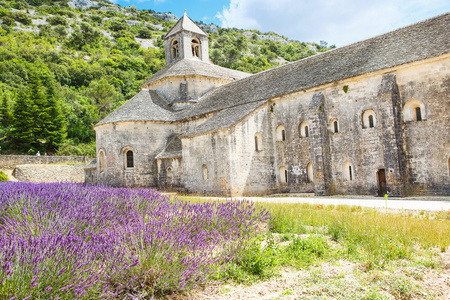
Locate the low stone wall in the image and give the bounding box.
[0,155,93,169]
[12,164,85,183]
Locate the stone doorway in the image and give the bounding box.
[377,169,387,196]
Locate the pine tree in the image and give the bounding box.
[44,83,66,151]
[10,90,34,151]
[0,92,12,129]
[28,70,51,149]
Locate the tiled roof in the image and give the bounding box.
[141,58,251,87]
[97,13,449,134]
[155,134,183,159]
[95,90,177,126]
[178,12,450,120]
[181,101,267,137]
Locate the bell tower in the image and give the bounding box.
[163,11,210,65]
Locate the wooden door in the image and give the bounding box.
[377,169,387,196]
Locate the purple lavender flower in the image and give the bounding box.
[0,182,270,298]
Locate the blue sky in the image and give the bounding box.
[109,0,449,46]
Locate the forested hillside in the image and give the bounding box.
[0,0,335,156]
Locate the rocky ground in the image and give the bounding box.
[187,243,450,300]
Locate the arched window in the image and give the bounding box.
[192,38,201,58]
[125,150,134,168]
[276,125,286,141]
[299,122,309,138]
[403,99,425,122]
[279,166,288,183]
[329,118,339,133]
[202,164,208,181]
[167,167,173,183]
[171,39,179,59]
[343,161,354,181]
[255,132,262,151]
[307,162,314,183]
[362,110,376,129]
[99,150,105,172]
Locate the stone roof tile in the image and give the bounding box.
[95,89,176,126]
[142,58,250,87]
[181,100,266,137]
[164,11,207,39]
[179,13,450,120]
[155,134,183,159]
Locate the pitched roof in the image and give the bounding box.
[142,58,251,87]
[181,100,267,138]
[155,134,183,159]
[178,12,450,120]
[95,89,176,127]
[164,11,207,39]
[97,13,449,132]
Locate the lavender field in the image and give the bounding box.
[0,182,270,299]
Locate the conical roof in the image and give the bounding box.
[164,11,207,39]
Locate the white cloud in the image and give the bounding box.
[216,0,449,46]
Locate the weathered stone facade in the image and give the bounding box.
[88,13,450,196]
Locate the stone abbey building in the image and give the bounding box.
[86,12,450,196]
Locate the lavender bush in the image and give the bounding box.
[0,182,270,299]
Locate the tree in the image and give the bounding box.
[137,27,152,39]
[10,90,33,151]
[86,78,121,119]
[0,92,12,128]
[210,49,223,64]
[28,71,51,149]
[67,22,102,50]
[109,19,129,32]
[223,45,240,66]
[44,83,66,150]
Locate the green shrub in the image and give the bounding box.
[0,170,9,181]
[47,15,67,26]
[11,12,32,25]
[56,140,96,157]
[137,27,152,39]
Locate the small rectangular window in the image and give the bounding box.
[334,121,339,133]
[349,166,352,181]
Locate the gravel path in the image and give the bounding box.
[199,194,450,212]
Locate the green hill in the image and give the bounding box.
[0,0,334,156]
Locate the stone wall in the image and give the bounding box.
[95,121,176,187]
[181,130,232,196]
[398,56,450,195]
[0,155,93,169]
[13,164,85,183]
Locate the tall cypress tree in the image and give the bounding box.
[10,90,34,151]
